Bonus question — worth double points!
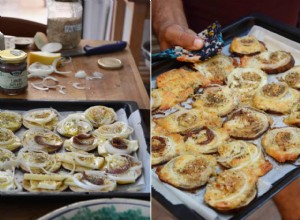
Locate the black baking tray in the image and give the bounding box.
[152,13,300,219]
[0,99,150,201]
[152,13,300,77]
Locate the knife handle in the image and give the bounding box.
[83,41,127,55]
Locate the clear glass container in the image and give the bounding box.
[47,0,83,49]
[0,49,28,95]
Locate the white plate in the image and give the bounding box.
[38,198,150,220]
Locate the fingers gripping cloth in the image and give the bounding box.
[152,21,224,62]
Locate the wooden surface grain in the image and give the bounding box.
[0,40,150,110]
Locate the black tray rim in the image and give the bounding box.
[152,13,300,220]
[0,99,139,115]
[0,99,150,200]
[151,13,300,76]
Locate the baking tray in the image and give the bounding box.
[152,13,300,219]
[0,99,150,201]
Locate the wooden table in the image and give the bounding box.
[0,39,150,220]
[0,40,150,110]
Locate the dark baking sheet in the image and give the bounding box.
[152,13,300,219]
[152,13,300,78]
[0,99,150,200]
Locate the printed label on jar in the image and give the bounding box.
[0,70,28,89]
[64,23,82,33]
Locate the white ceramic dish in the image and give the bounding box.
[38,198,150,220]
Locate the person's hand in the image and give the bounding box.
[158,23,204,51]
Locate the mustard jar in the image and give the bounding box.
[0,49,28,95]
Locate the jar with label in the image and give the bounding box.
[0,49,28,95]
[47,0,83,49]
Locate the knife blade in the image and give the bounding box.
[60,41,127,57]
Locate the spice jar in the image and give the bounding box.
[47,0,83,49]
[0,49,28,95]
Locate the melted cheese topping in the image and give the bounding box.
[66,171,117,192]
[93,121,133,139]
[227,67,268,104]
[262,127,300,162]
[153,87,195,111]
[23,108,59,130]
[241,51,294,74]
[64,134,98,152]
[218,140,272,176]
[151,89,163,111]
[0,111,22,132]
[56,152,104,171]
[204,170,257,211]
[98,138,139,155]
[32,180,62,190]
[223,108,271,139]
[179,127,229,154]
[22,128,63,153]
[156,68,209,90]
[193,54,235,84]
[56,113,93,137]
[192,85,237,116]
[284,102,300,126]
[104,154,142,184]
[0,148,18,170]
[156,154,216,190]
[253,82,300,114]
[283,65,300,89]
[154,108,222,133]
[84,106,117,128]
[230,35,265,55]
[17,148,60,174]
[151,134,182,165]
[154,68,210,110]
[0,128,22,151]
[0,170,20,191]
[23,173,67,192]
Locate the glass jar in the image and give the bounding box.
[0,49,28,95]
[47,0,83,49]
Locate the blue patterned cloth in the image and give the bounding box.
[152,21,224,62]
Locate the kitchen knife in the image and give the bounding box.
[60,41,127,57]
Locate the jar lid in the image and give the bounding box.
[0,49,27,63]
[98,57,123,70]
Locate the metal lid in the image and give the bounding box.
[98,57,123,70]
[0,49,27,63]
